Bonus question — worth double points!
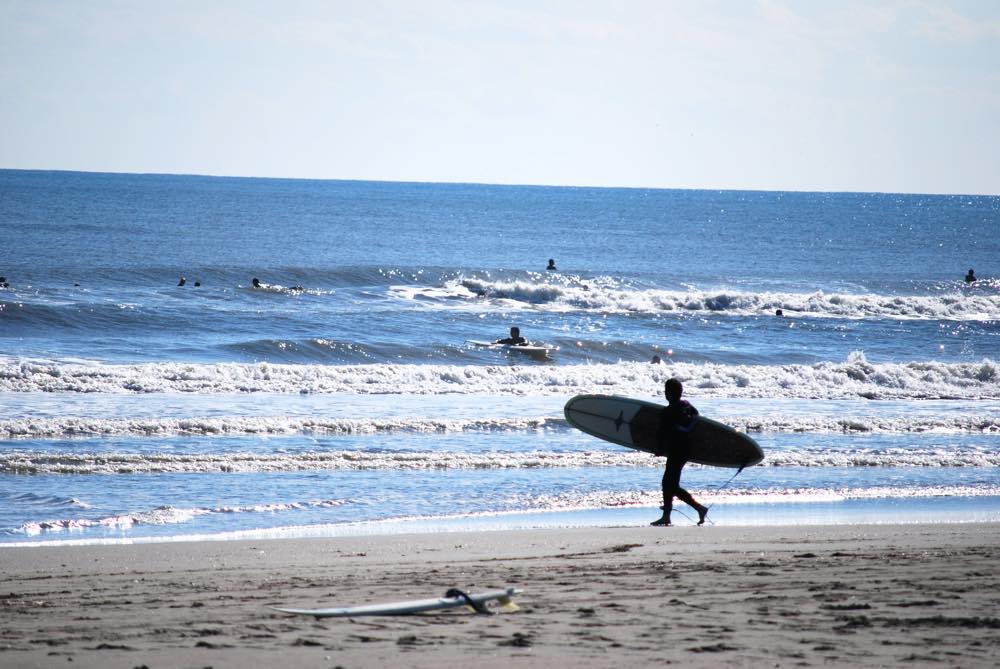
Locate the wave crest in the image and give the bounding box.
[439,278,1000,320]
[2,354,997,400]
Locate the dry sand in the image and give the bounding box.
[2,522,999,668]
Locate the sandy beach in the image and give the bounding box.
[1,523,998,668]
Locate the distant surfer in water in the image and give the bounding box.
[496,326,528,346]
[546,258,557,271]
[252,276,303,292]
[651,378,709,527]
[965,269,977,283]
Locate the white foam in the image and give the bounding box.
[1,353,997,399]
[449,278,1000,320]
[3,444,997,475]
[1,449,655,474]
[3,410,1000,440]
[528,485,1000,511]
[15,498,344,536]
[0,415,556,439]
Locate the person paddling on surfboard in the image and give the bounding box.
[495,326,528,346]
[651,378,709,527]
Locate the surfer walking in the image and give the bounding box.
[652,378,709,527]
[495,326,528,346]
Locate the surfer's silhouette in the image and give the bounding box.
[651,378,708,527]
[495,326,528,346]
[546,258,557,271]
[965,269,977,283]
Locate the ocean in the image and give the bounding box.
[2,169,998,545]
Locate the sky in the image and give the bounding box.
[1,0,999,194]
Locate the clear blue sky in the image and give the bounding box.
[2,1,998,194]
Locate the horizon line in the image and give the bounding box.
[1,166,997,199]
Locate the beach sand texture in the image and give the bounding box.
[2,523,998,668]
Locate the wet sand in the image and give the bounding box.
[2,522,999,668]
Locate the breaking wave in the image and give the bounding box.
[450,278,1000,320]
[2,412,1000,441]
[4,444,997,475]
[2,353,997,399]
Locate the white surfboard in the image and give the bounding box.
[468,340,556,357]
[272,587,521,618]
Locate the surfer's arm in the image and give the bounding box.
[663,402,698,433]
[676,404,699,432]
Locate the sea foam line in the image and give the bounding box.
[3,447,998,475]
[2,412,1000,440]
[453,278,1000,320]
[1,353,998,399]
[11,498,344,537]
[0,415,555,439]
[529,485,1000,512]
[0,415,1000,439]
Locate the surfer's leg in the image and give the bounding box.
[675,488,709,525]
[652,462,681,526]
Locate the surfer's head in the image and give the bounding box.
[664,378,683,403]
[510,327,520,337]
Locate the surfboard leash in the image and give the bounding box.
[711,463,747,496]
[444,588,494,615]
[698,461,751,524]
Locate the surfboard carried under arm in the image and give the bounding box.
[271,587,522,618]
[564,394,763,469]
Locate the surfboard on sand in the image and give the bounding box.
[468,340,556,357]
[564,394,764,469]
[272,587,521,618]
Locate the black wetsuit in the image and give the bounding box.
[657,400,700,509]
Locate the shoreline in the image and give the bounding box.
[6,494,1000,548]
[3,522,998,667]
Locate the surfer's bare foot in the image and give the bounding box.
[697,506,708,526]
[650,515,671,526]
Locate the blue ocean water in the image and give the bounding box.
[1,169,999,545]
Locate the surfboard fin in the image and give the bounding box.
[496,595,520,613]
